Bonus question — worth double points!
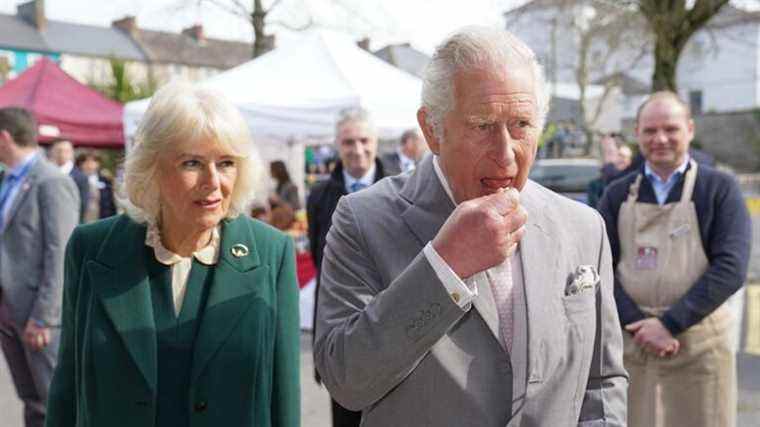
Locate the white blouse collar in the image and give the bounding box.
[145,223,221,266]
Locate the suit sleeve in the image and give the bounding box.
[271,237,301,427]
[578,213,628,426]
[72,172,87,223]
[313,197,468,411]
[659,176,752,335]
[45,227,83,427]
[30,176,80,326]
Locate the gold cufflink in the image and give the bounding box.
[451,292,460,303]
[231,244,249,258]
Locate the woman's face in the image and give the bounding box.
[156,137,239,234]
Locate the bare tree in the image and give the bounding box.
[506,0,649,153]
[196,0,310,57]
[622,0,731,91]
[191,0,393,58]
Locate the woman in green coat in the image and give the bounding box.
[45,82,300,427]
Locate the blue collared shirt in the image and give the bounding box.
[343,164,376,194]
[644,156,690,205]
[0,151,38,229]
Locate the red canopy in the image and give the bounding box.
[0,57,124,148]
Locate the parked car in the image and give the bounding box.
[529,158,601,204]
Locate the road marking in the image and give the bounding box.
[746,198,760,216]
[746,286,760,355]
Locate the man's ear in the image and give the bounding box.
[417,107,440,155]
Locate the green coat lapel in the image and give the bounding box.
[191,216,267,383]
[88,216,158,392]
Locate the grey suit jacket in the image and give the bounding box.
[314,156,627,427]
[0,155,79,327]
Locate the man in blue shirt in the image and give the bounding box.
[0,107,79,427]
[599,92,751,427]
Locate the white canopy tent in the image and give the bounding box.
[124,30,423,331]
[123,29,423,205]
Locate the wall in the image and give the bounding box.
[677,21,759,113]
[0,48,59,81]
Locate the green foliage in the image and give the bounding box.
[92,57,156,103]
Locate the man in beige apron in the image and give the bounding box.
[598,91,752,427]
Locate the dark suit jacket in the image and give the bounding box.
[307,159,386,303]
[306,159,385,380]
[46,214,300,427]
[96,174,117,219]
[381,152,402,176]
[69,167,88,223]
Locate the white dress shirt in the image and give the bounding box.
[343,164,376,194]
[145,224,221,315]
[59,161,74,175]
[644,155,690,205]
[397,149,417,173]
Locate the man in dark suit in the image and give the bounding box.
[306,107,386,427]
[49,139,88,223]
[381,128,427,175]
[74,151,117,222]
[0,107,79,427]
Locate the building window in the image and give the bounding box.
[689,90,703,116]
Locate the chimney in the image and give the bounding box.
[182,24,205,43]
[112,16,138,37]
[356,37,370,51]
[17,0,46,32]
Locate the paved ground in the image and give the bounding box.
[1,288,758,426]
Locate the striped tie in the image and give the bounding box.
[486,259,514,352]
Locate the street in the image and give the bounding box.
[0,287,758,426]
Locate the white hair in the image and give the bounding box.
[421,26,550,138]
[334,106,377,137]
[121,81,263,224]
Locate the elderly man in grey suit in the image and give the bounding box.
[314,27,627,426]
[0,107,79,427]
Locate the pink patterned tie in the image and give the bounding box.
[487,259,514,352]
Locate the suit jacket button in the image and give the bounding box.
[194,401,208,412]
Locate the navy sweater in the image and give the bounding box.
[598,162,752,336]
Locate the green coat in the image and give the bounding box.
[45,214,300,427]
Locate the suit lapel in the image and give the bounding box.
[399,156,455,250]
[519,182,559,384]
[399,156,504,350]
[90,216,158,391]
[3,157,42,230]
[191,217,264,383]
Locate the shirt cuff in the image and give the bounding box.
[423,242,478,310]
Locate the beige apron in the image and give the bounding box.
[617,160,735,427]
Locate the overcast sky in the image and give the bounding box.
[0,0,533,53]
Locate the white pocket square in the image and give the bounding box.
[565,265,600,296]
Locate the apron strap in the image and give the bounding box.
[626,174,644,203]
[679,159,699,205]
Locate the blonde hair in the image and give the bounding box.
[121,81,262,224]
